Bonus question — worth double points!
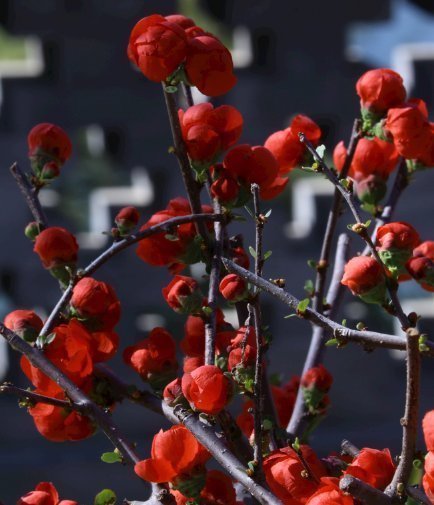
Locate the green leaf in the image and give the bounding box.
[364,219,372,228]
[164,233,179,242]
[95,489,116,505]
[304,279,314,295]
[307,259,317,269]
[101,452,122,464]
[264,209,272,218]
[292,437,301,452]
[341,319,347,327]
[284,313,297,319]
[249,246,257,259]
[325,338,338,347]
[315,145,326,158]
[263,250,272,260]
[297,298,310,314]
[244,205,254,218]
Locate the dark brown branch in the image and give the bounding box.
[287,234,350,435]
[406,486,432,505]
[163,404,282,505]
[340,439,360,458]
[221,258,434,356]
[300,135,411,331]
[385,328,421,498]
[0,382,71,408]
[0,323,140,466]
[339,475,394,504]
[10,162,48,228]
[39,213,222,337]
[162,86,209,243]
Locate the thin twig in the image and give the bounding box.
[340,439,360,458]
[162,86,209,244]
[39,213,222,337]
[287,234,350,435]
[385,328,421,498]
[0,323,140,466]
[0,382,71,408]
[221,259,434,356]
[10,163,48,228]
[339,475,394,504]
[300,135,411,330]
[406,486,432,505]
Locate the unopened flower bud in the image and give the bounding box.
[115,206,140,235]
[24,221,41,241]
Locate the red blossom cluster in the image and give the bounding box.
[17,482,77,505]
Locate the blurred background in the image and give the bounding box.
[0,0,434,502]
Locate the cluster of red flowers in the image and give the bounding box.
[136,197,213,272]
[423,411,434,500]
[127,14,236,96]
[4,275,121,441]
[341,222,434,303]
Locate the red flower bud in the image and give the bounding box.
[334,137,399,180]
[71,277,121,331]
[344,447,395,490]
[183,355,204,373]
[231,246,250,269]
[123,327,177,386]
[185,35,236,97]
[33,227,78,269]
[4,309,43,343]
[182,364,231,415]
[162,275,202,314]
[163,378,183,406]
[40,161,61,181]
[115,206,140,234]
[263,446,326,504]
[210,172,240,204]
[341,256,386,304]
[179,103,243,162]
[265,114,322,174]
[28,123,72,167]
[219,274,247,301]
[423,410,434,451]
[354,174,387,206]
[127,14,187,82]
[377,222,420,280]
[385,103,432,160]
[301,364,333,393]
[17,481,78,505]
[356,68,406,113]
[134,425,210,483]
[423,451,434,502]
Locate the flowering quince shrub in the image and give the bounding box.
[3,12,434,505]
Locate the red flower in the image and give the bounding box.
[265,114,322,174]
[136,197,212,272]
[231,246,250,269]
[17,481,78,505]
[162,275,202,314]
[128,14,187,82]
[163,378,183,406]
[4,309,43,343]
[172,470,236,505]
[33,227,78,269]
[185,35,236,96]
[301,365,333,393]
[341,256,386,304]
[385,103,432,159]
[184,355,205,373]
[179,103,243,162]
[90,330,119,363]
[227,325,257,371]
[406,241,434,291]
[305,477,354,505]
[356,68,406,113]
[223,144,279,198]
[115,206,140,234]
[28,123,72,166]
[423,410,434,451]
[123,327,177,381]
[423,451,434,503]
[210,171,240,204]
[134,425,210,483]
[344,447,395,490]
[180,312,229,359]
[219,274,247,301]
[29,384,95,443]
[263,446,326,504]
[70,277,121,331]
[165,15,195,30]
[182,365,231,415]
[334,137,399,180]
[21,319,93,390]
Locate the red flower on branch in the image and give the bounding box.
[33,227,78,270]
[162,275,202,314]
[305,477,354,505]
[356,68,406,113]
[28,123,72,167]
[406,241,434,291]
[17,481,78,505]
[4,309,43,343]
[172,469,236,505]
[219,274,247,302]
[341,256,386,304]
[344,447,395,490]
[134,424,210,483]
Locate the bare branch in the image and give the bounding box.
[339,475,394,504]
[0,382,71,408]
